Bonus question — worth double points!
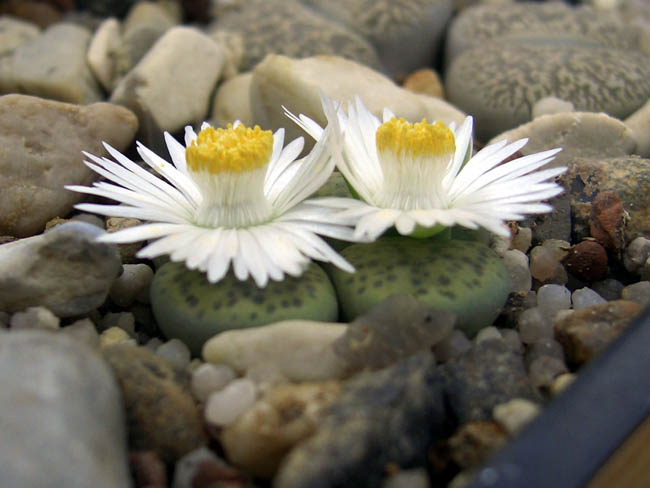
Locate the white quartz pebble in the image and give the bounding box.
[191,363,236,402]
[204,378,257,427]
[572,288,606,310]
[156,338,191,369]
[537,284,571,318]
[493,398,541,435]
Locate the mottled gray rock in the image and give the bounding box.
[0,23,103,103]
[561,156,650,243]
[210,72,253,128]
[334,294,455,372]
[0,94,138,237]
[447,43,650,141]
[211,0,381,72]
[446,3,646,63]
[275,352,445,488]
[0,331,130,488]
[440,339,538,423]
[301,0,453,77]
[0,222,121,316]
[0,16,40,57]
[251,54,465,152]
[102,344,207,463]
[111,26,224,136]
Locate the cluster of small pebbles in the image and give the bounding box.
[0,0,649,487]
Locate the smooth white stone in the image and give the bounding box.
[492,398,541,435]
[572,288,606,310]
[204,378,257,427]
[191,363,236,402]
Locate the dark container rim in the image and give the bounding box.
[467,304,650,488]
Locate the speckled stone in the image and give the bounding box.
[210,0,380,72]
[327,237,511,337]
[275,352,445,488]
[150,262,339,355]
[447,43,650,141]
[446,3,646,63]
[561,156,650,243]
[301,0,453,77]
[440,339,539,423]
[102,344,207,463]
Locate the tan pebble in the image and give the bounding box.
[402,68,444,98]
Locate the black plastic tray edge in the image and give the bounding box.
[466,305,650,488]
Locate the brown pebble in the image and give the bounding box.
[129,451,167,488]
[402,68,444,98]
[446,421,508,469]
[554,300,641,366]
[563,240,608,281]
[589,191,625,253]
[192,459,248,488]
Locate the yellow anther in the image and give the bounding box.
[186,124,274,174]
[376,117,455,159]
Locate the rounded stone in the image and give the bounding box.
[150,262,339,355]
[327,237,511,336]
[446,43,650,141]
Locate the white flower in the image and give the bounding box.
[287,96,566,240]
[66,115,356,288]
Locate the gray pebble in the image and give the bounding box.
[109,263,154,308]
[0,331,130,487]
[100,312,136,335]
[572,287,607,309]
[502,249,532,293]
[59,318,100,348]
[433,329,472,363]
[517,307,554,345]
[591,278,625,301]
[623,236,650,273]
[621,281,650,307]
[0,16,40,57]
[0,222,121,317]
[537,284,571,316]
[10,306,60,331]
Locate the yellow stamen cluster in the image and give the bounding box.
[376,117,455,159]
[186,124,274,174]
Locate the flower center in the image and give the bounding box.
[186,124,274,174]
[376,117,455,159]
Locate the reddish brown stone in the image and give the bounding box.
[554,300,641,366]
[563,240,608,281]
[589,191,625,253]
[191,459,248,488]
[129,451,167,488]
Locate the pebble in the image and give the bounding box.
[204,378,257,427]
[329,238,511,337]
[0,222,121,316]
[528,356,568,391]
[554,300,642,365]
[0,331,130,487]
[210,71,254,128]
[301,0,453,78]
[102,344,207,462]
[517,307,553,345]
[59,318,100,348]
[250,54,465,152]
[474,326,502,344]
[82,0,137,17]
[100,326,134,348]
[529,246,561,283]
[382,469,431,488]
[172,447,246,488]
[86,17,121,91]
[500,329,524,355]
[403,68,445,98]
[572,287,607,309]
[563,156,650,243]
[0,16,40,57]
[563,240,609,282]
[333,294,455,372]
[623,236,650,273]
[446,421,507,470]
[203,319,347,382]
[625,97,650,157]
[105,217,144,263]
[510,226,532,253]
[190,363,236,403]
[550,373,577,397]
[537,284,572,317]
[109,263,154,307]
[591,278,625,301]
[532,97,575,119]
[0,94,137,237]
[275,352,445,487]
[101,311,136,335]
[219,380,342,478]
[129,451,168,488]
[156,338,191,369]
[492,398,541,436]
[525,338,566,366]
[502,249,532,293]
[433,329,472,363]
[211,0,380,72]
[440,339,538,424]
[152,261,339,356]
[9,306,60,330]
[111,26,224,135]
[542,239,572,261]
[621,281,650,307]
[0,23,103,103]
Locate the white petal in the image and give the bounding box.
[353,208,401,241]
[96,223,192,243]
[164,131,188,174]
[395,213,416,235]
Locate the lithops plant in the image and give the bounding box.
[150,262,339,355]
[327,237,511,337]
